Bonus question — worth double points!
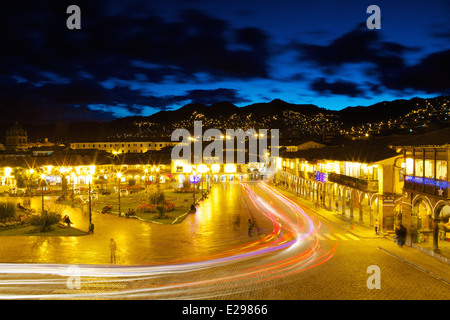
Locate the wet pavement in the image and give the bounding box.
[1,181,450,300]
[0,183,267,265]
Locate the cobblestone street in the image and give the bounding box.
[0,182,449,301]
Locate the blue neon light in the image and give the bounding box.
[405,175,449,189]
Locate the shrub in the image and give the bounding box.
[149,192,165,205]
[30,212,62,232]
[136,203,156,213]
[0,202,16,220]
[156,205,166,218]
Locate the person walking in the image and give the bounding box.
[375,220,380,235]
[248,218,256,237]
[110,238,117,264]
[395,223,407,247]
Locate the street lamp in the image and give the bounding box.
[197,164,208,198]
[71,172,76,206]
[117,172,122,217]
[189,170,200,205]
[87,175,94,233]
[40,173,46,215]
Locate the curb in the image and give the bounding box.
[378,246,450,285]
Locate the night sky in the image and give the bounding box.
[1,0,449,123]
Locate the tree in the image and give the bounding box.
[14,168,39,196]
[61,175,69,196]
[128,178,136,187]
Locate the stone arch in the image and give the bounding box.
[411,196,433,243]
[436,202,450,221]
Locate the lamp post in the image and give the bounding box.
[117,172,122,217]
[192,170,196,204]
[87,175,94,233]
[197,164,208,199]
[40,173,46,215]
[189,170,201,205]
[71,172,76,206]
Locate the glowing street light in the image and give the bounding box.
[87,175,94,233]
[40,173,46,215]
[189,170,200,205]
[117,172,122,217]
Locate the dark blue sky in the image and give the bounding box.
[1,0,449,122]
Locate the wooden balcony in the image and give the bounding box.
[328,172,378,193]
[404,176,449,198]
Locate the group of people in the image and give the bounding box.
[63,215,72,227]
[125,208,135,217]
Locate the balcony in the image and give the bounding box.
[328,172,379,193]
[404,175,449,198]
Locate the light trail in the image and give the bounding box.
[0,182,336,299]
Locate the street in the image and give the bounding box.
[0,182,449,300]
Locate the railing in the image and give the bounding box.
[328,172,378,193]
[404,175,449,198]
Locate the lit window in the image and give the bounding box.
[437,160,448,180]
[406,158,414,175]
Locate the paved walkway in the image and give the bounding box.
[273,184,450,284]
[0,184,260,265]
[1,182,450,285]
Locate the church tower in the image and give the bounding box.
[5,122,28,150]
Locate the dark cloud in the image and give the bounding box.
[381,49,450,94]
[293,23,409,75]
[0,1,270,122]
[0,71,249,121]
[0,1,270,85]
[294,22,450,96]
[129,88,249,109]
[310,78,365,98]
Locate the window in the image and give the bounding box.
[406,158,414,175]
[437,160,447,180]
[424,160,434,178]
[415,159,423,177]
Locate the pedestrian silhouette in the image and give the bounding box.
[248,218,256,237]
[110,238,117,264]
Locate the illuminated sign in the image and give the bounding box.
[316,172,327,183]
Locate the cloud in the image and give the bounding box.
[123,88,250,110]
[0,2,270,85]
[381,49,450,94]
[310,78,365,98]
[293,23,409,76]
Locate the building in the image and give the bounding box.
[284,140,326,152]
[274,138,402,231]
[5,122,28,151]
[69,140,177,154]
[393,127,450,252]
